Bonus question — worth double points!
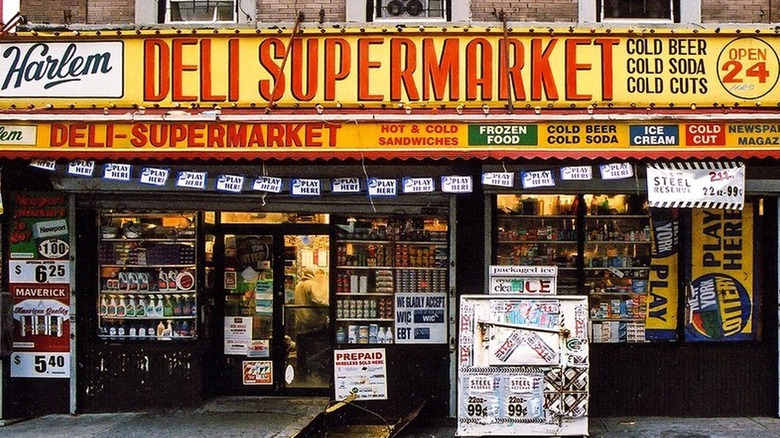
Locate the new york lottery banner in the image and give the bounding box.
[686,205,755,341]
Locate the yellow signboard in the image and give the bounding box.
[3,120,780,159]
[0,29,779,109]
[687,207,754,341]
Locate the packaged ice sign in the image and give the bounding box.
[482,172,515,188]
[647,162,745,210]
[291,178,320,196]
[176,171,207,189]
[252,176,283,193]
[599,163,634,180]
[103,163,131,181]
[331,177,360,193]
[216,174,244,193]
[10,260,70,284]
[139,167,169,186]
[367,178,397,197]
[441,176,473,193]
[67,160,95,177]
[0,42,124,97]
[560,166,593,181]
[402,177,435,193]
[521,170,555,189]
[488,265,558,295]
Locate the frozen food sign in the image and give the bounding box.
[488,265,557,295]
[0,42,123,97]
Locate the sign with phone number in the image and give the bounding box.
[11,352,69,378]
[9,260,70,284]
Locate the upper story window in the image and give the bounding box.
[597,0,679,22]
[375,0,446,20]
[165,0,237,23]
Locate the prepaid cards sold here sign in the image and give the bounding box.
[647,162,745,210]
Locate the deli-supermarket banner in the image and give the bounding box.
[0,29,777,109]
[5,121,780,160]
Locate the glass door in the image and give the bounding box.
[219,231,331,393]
[282,234,331,389]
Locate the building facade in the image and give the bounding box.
[0,0,778,425]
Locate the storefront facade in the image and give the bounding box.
[0,26,778,420]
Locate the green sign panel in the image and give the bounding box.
[468,125,538,146]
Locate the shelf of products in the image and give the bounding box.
[97,212,198,340]
[334,216,448,345]
[495,194,652,343]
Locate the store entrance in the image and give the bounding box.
[217,225,331,395]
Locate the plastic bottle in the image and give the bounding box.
[117,297,127,317]
[126,295,136,317]
[137,298,146,317]
[384,327,393,344]
[146,297,155,317]
[107,296,117,316]
[154,295,164,317]
[163,296,174,317]
[99,296,108,316]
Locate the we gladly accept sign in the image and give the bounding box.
[646,162,745,210]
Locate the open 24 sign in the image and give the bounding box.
[9,260,70,284]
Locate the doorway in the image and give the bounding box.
[216,225,331,395]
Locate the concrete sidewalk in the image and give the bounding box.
[3,402,780,438]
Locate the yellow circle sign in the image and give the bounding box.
[717,37,780,100]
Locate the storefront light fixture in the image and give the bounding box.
[456,105,464,115]
[405,105,412,115]
[534,106,541,115]
[482,105,490,115]
[587,105,594,115]
[316,104,324,114]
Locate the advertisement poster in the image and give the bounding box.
[647,162,745,210]
[224,316,252,355]
[457,295,588,436]
[488,265,558,295]
[687,206,755,341]
[334,348,388,401]
[394,293,446,344]
[243,360,273,385]
[645,209,679,342]
[10,192,70,378]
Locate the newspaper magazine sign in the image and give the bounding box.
[2,30,780,109]
[647,162,745,209]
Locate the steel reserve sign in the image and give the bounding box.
[0,29,779,109]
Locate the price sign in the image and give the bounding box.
[11,352,69,378]
[647,162,745,209]
[10,260,70,284]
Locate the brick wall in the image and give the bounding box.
[18,0,780,26]
[472,0,578,23]
[701,0,776,23]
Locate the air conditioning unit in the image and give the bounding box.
[385,0,425,17]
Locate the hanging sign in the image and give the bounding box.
[139,167,169,186]
[482,172,515,188]
[30,160,56,171]
[176,171,207,189]
[645,209,679,341]
[521,170,555,189]
[367,178,397,197]
[291,178,321,196]
[67,159,94,177]
[402,177,435,194]
[600,163,634,180]
[334,348,388,400]
[331,177,361,193]
[560,166,592,181]
[243,360,273,385]
[441,176,473,193]
[488,265,558,295]
[216,174,245,193]
[686,206,754,341]
[102,163,131,181]
[252,176,283,193]
[647,162,745,210]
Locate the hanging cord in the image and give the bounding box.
[500,9,514,114]
[261,162,268,206]
[361,153,377,213]
[266,12,303,111]
[633,163,641,195]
